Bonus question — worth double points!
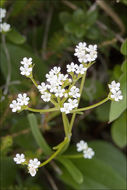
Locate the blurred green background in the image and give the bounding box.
[0,0,127,189]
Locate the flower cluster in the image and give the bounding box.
[13,154,40,177]
[20,57,33,77]
[108,80,123,101]
[76,140,95,159]
[10,93,30,112]
[28,158,40,177]
[37,62,88,112]
[74,42,97,63]
[0,8,10,32]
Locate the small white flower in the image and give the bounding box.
[17,93,30,106]
[108,80,120,93]
[67,62,77,73]
[68,98,78,109]
[10,100,21,112]
[0,22,10,32]
[76,140,88,152]
[41,92,51,102]
[0,8,6,22]
[86,44,97,53]
[47,83,57,93]
[28,158,40,169]
[51,66,61,74]
[110,90,123,101]
[13,153,25,164]
[83,147,95,159]
[60,103,72,114]
[55,86,65,97]
[75,64,87,75]
[20,57,32,66]
[20,65,32,76]
[69,86,80,98]
[28,167,37,177]
[38,82,47,94]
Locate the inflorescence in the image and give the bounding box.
[10,41,123,177]
[76,140,95,159]
[0,8,10,32]
[13,154,40,177]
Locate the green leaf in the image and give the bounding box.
[27,113,52,155]
[60,141,126,190]
[0,157,17,188]
[0,42,48,82]
[121,59,127,73]
[95,101,110,122]
[64,22,76,34]
[59,12,72,25]
[111,111,127,147]
[73,9,85,23]
[109,73,127,122]
[58,157,84,184]
[85,10,98,27]
[121,39,127,55]
[6,28,26,44]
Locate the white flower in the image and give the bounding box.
[60,103,72,114]
[41,92,51,102]
[67,62,77,73]
[10,100,21,112]
[47,83,57,93]
[58,74,68,82]
[83,147,95,159]
[28,158,40,169]
[74,42,97,63]
[75,64,87,75]
[68,98,78,109]
[51,66,61,74]
[17,93,30,106]
[69,86,80,98]
[38,82,47,94]
[86,44,97,53]
[108,80,120,93]
[46,72,57,83]
[55,86,65,97]
[76,140,88,152]
[28,167,37,177]
[110,90,123,101]
[13,153,25,164]
[20,65,32,76]
[20,57,32,66]
[0,22,10,32]
[0,8,6,22]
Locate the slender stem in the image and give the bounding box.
[2,34,11,95]
[30,77,38,88]
[27,107,59,113]
[62,113,70,137]
[72,97,109,113]
[58,154,83,159]
[69,72,87,133]
[39,137,69,167]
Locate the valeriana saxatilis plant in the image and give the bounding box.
[10,42,123,177]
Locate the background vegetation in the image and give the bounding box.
[0,0,127,190]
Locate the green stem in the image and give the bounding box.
[69,71,87,133]
[59,154,83,159]
[72,97,109,113]
[39,137,69,167]
[62,113,70,137]
[27,107,59,113]
[30,77,38,88]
